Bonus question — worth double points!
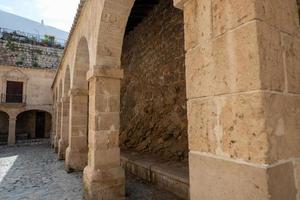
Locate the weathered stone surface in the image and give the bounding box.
[188,92,300,165]
[294,159,300,200]
[186,21,284,99]
[212,0,257,36]
[255,0,299,35]
[282,34,300,94]
[268,161,297,200]
[212,0,299,36]
[263,94,300,163]
[120,0,188,161]
[188,92,269,164]
[184,0,212,50]
[189,152,298,200]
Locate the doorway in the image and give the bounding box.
[35,111,46,138]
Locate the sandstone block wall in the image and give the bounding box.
[120,0,187,161]
[0,39,63,68]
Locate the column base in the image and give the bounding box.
[65,147,88,172]
[189,151,297,200]
[58,139,68,160]
[83,166,125,200]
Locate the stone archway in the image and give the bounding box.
[65,37,90,172]
[58,66,71,160]
[16,110,52,141]
[0,110,9,145]
[84,0,188,199]
[119,1,189,198]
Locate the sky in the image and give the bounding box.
[0,0,80,32]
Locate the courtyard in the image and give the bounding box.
[0,143,182,200]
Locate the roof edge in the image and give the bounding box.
[51,0,87,89]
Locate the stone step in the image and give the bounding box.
[121,151,189,200]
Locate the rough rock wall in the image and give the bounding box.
[0,39,62,68]
[120,0,187,161]
[298,0,300,22]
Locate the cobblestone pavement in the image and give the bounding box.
[0,144,182,200]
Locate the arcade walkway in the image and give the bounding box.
[0,144,182,200]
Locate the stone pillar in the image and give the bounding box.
[83,67,125,200]
[174,0,300,199]
[51,105,56,147]
[8,117,16,145]
[65,88,89,172]
[58,96,70,160]
[54,101,62,153]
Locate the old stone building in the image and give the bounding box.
[0,30,60,145]
[50,0,300,199]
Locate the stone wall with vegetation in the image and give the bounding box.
[0,39,63,68]
[120,0,187,161]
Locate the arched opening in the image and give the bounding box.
[58,66,71,160]
[63,67,71,96]
[0,111,9,145]
[119,0,188,198]
[89,0,187,199]
[65,37,90,171]
[16,110,52,141]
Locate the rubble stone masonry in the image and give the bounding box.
[0,39,63,69]
[120,0,187,161]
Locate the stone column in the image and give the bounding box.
[83,67,125,200]
[65,88,89,172]
[174,0,300,199]
[58,96,70,160]
[54,101,62,153]
[8,117,16,145]
[51,105,56,147]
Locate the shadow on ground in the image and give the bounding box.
[0,144,182,200]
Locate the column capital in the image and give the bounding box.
[9,117,16,121]
[87,65,123,81]
[173,0,190,9]
[68,88,89,97]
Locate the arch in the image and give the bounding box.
[58,80,63,100]
[16,110,52,140]
[0,110,9,145]
[65,36,90,171]
[63,66,71,97]
[85,1,187,199]
[58,65,71,160]
[72,37,90,89]
[95,0,135,67]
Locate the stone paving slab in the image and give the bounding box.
[0,144,183,200]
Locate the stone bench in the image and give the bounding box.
[121,150,189,200]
